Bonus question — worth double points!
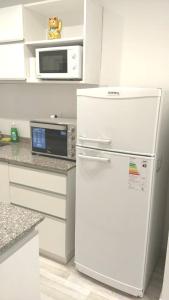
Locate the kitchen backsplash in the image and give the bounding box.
[0,118,30,138]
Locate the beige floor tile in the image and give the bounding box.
[40,256,164,300]
[41,292,54,300]
[40,268,90,300]
[68,268,117,299]
[41,284,81,300]
[40,256,71,279]
[87,292,111,300]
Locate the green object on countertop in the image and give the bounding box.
[11,123,19,143]
[1,137,11,142]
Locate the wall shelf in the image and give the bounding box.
[25,37,83,48]
[26,78,85,84]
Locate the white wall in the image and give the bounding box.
[1,0,169,248]
[100,0,169,250]
[0,83,81,119]
[100,0,169,88]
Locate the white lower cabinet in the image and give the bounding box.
[9,165,75,263]
[0,162,10,203]
[9,165,66,194]
[38,217,66,262]
[10,184,66,219]
[0,232,40,300]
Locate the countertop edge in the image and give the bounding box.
[0,216,44,256]
[0,157,76,174]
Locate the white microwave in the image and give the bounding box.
[36,45,83,80]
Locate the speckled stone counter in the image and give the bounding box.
[0,140,76,173]
[0,203,44,255]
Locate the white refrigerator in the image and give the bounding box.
[75,87,169,297]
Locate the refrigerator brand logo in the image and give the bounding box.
[108,91,120,96]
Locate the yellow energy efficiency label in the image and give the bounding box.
[129,162,140,176]
[128,157,148,192]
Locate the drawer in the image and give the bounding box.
[10,184,66,219]
[38,216,66,258]
[9,165,67,195]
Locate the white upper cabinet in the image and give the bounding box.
[23,0,103,84]
[0,5,24,43]
[24,0,84,42]
[0,43,25,80]
[0,5,25,80]
[0,0,103,83]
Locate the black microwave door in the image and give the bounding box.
[32,127,67,157]
[39,50,68,73]
[46,128,67,156]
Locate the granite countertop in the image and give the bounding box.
[0,140,76,173]
[0,203,44,255]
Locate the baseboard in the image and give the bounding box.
[40,249,74,264]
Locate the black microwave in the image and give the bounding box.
[30,118,76,160]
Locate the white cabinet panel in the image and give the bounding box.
[9,165,67,195]
[0,43,25,80]
[0,5,24,42]
[38,216,66,260]
[10,184,66,219]
[0,162,9,203]
[8,164,75,263]
[0,232,40,300]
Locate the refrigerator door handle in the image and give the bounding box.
[79,136,112,144]
[78,154,110,163]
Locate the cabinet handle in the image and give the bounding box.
[78,154,110,163]
[79,136,111,144]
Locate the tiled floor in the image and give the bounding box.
[40,256,164,300]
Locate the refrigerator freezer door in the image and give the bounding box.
[75,147,155,296]
[77,93,161,155]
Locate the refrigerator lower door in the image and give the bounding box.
[75,147,155,297]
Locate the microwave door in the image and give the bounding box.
[46,128,67,156]
[38,50,68,79]
[32,126,68,157]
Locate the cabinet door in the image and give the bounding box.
[0,5,24,42]
[10,184,66,219]
[0,162,10,203]
[38,216,66,261]
[9,165,66,194]
[0,43,25,80]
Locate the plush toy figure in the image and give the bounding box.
[48,17,62,39]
